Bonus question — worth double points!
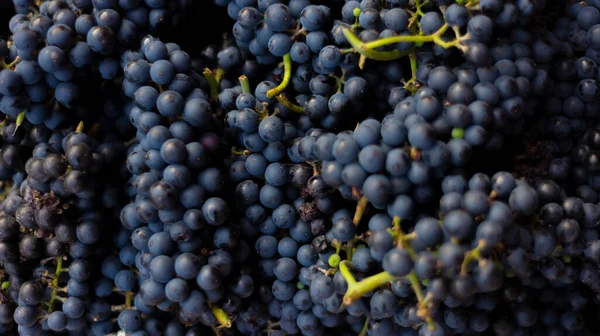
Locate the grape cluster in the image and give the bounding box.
[3,0,197,133]
[0,118,127,335]
[224,92,358,333]
[112,35,261,333]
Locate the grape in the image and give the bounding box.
[383,248,413,277]
[117,309,142,333]
[47,311,68,331]
[264,4,294,32]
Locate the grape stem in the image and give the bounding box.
[275,94,305,113]
[209,303,232,328]
[341,219,429,305]
[339,260,357,287]
[29,6,40,16]
[239,75,251,94]
[405,271,424,302]
[345,240,354,260]
[403,52,419,94]
[365,24,455,49]
[13,111,25,136]
[0,181,13,203]
[343,28,409,64]
[1,56,21,70]
[393,217,417,259]
[353,196,369,226]
[405,269,435,327]
[124,137,138,148]
[203,68,220,100]
[231,147,251,157]
[460,242,484,275]
[343,270,398,305]
[465,0,481,9]
[46,257,64,313]
[266,54,292,98]
[215,68,224,84]
[358,318,369,336]
[125,291,133,308]
[331,240,342,254]
[342,23,462,66]
[414,0,428,17]
[331,71,346,93]
[291,27,307,40]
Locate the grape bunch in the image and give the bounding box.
[0,114,128,335]
[113,34,263,333]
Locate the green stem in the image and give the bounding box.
[343,271,398,305]
[460,243,483,275]
[406,270,436,326]
[275,94,304,113]
[266,54,292,98]
[47,257,64,313]
[342,29,408,64]
[332,240,342,254]
[333,71,346,94]
[405,271,424,302]
[6,57,21,69]
[364,24,455,50]
[404,52,419,94]
[29,6,40,16]
[393,217,418,259]
[465,0,480,9]
[352,8,361,28]
[415,0,428,16]
[239,75,251,94]
[124,137,138,148]
[345,240,354,261]
[409,51,418,76]
[215,68,224,85]
[13,111,25,136]
[358,318,369,336]
[339,261,357,287]
[203,68,219,100]
[353,196,369,226]
[209,303,232,328]
[231,148,251,157]
[0,181,12,202]
[125,291,133,308]
[75,121,84,133]
[408,11,421,33]
[231,147,251,157]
